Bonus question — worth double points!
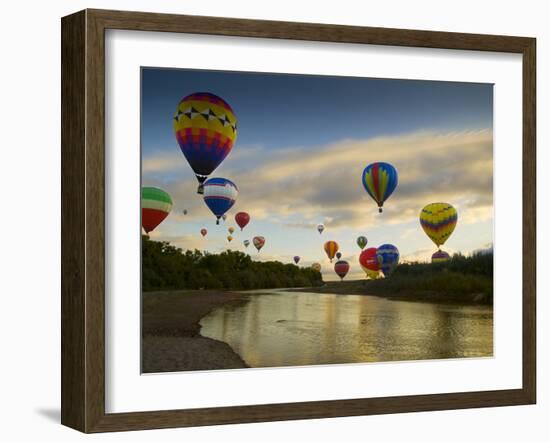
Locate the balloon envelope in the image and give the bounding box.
[334,260,350,281]
[253,236,265,252]
[324,241,339,262]
[173,92,237,192]
[311,263,322,272]
[357,236,368,250]
[362,162,398,213]
[200,228,207,237]
[142,187,172,233]
[203,177,238,224]
[243,239,250,248]
[359,247,379,272]
[293,256,300,264]
[420,203,458,248]
[317,224,325,234]
[376,244,400,277]
[227,235,233,242]
[235,212,250,230]
[336,252,342,259]
[228,227,235,234]
[365,269,380,280]
[432,250,451,263]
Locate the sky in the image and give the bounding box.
[141,67,494,280]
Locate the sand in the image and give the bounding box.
[142,290,249,373]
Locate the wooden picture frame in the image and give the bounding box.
[61,9,536,433]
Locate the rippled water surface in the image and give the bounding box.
[200,290,493,368]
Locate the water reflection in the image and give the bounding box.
[200,291,493,368]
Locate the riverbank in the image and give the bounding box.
[142,290,249,373]
[284,274,493,305]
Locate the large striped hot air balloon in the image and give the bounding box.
[420,203,458,249]
[362,162,398,213]
[334,260,350,281]
[202,177,238,224]
[173,92,237,193]
[376,244,400,277]
[141,187,172,234]
[324,241,339,262]
[359,247,379,278]
[432,250,451,263]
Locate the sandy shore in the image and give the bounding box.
[142,290,249,373]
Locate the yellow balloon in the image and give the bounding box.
[365,269,380,280]
[227,235,233,242]
[420,203,458,248]
[228,227,235,234]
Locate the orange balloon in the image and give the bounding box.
[324,241,339,263]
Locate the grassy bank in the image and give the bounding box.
[142,290,250,372]
[300,272,492,304]
[290,252,494,305]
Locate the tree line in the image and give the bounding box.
[395,251,493,277]
[142,235,323,291]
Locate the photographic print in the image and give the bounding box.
[141,68,494,373]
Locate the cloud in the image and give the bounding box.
[142,129,493,262]
[213,129,494,229]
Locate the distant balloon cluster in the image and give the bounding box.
[141,91,460,282]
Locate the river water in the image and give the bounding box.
[199,290,493,368]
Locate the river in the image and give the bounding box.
[199,290,493,368]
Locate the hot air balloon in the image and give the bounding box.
[336,252,342,260]
[182,209,188,215]
[432,250,451,263]
[243,239,250,248]
[141,187,173,234]
[200,228,207,237]
[365,269,380,280]
[334,260,350,281]
[376,244,400,277]
[359,247,380,277]
[228,227,235,234]
[173,92,237,193]
[235,212,250,231]
[317,224,325,234]
[253,236,265,252]
[357,236,368,250]
[293,256,301,265]
[311,263,322,272]
[203,177,238,224]
[227,235,233,242]
[324,241,339,262]
[222,214,227,222]
[361,162,398,213]
[420,203,458,249]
